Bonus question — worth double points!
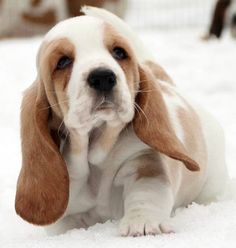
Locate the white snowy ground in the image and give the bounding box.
[0,28,236,248]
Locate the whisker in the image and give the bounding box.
[133,103,141,119]
[132,89,156,94]
[131,78,161,95]
[134,102,150,128]
[94,96,105,111]
[47,90,66,93]
[39,99,69,111]
[57,119,64,137]
[134,78,154,85]
[39,96,92,112]
[64,129,70,144]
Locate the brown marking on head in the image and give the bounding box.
[133,65,200,172]
[22,9,56,26]
[39,38,75,118]
[15,38,75,225]
[103,23,140,99]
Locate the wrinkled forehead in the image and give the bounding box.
[37,15,134,69]
[43,16,107,51]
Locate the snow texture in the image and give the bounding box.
[0,26,236,248]
[127,0,216,29]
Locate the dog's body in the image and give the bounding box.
[15,7,228,237]
[47,97,227,236]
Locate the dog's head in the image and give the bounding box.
[39,15,139,132]
[15,7,199,226]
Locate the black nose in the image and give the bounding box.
[87,68,116,92]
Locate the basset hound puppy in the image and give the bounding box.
[15,7,229,236]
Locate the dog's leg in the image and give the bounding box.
[45,130,96,235]
[64,130,95,215]
[115,152,175,236]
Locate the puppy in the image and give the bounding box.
[15,7,228,236]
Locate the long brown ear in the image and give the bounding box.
[133,66,200,171]
[15,80,69,225]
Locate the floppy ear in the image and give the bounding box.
[133,66,200,171]
[15,80,69,225]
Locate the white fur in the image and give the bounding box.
[44,7,228,236]
[162,96,187,144]
[44,16,134,133]
[119,177,174,236]
[195,106,229,203]
[82,6,154,63]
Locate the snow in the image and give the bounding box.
[127,0,216,29]
[0,28,236,247]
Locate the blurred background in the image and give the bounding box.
[0,0,236,38]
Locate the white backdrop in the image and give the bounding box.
[127,0,215,29]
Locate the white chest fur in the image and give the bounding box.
[63,128,148,223]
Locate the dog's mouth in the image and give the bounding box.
[96,101,114,111]
[93,94,116,112]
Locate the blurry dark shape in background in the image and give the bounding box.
[0,0,128,39]
[203,0,236,40]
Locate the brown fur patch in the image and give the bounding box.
[39,38,75,117]
[136,152,164,180]
[103,23,139,99]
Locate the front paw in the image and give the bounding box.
[119,212,174,237]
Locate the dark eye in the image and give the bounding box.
[56,56,73,70]
[112,47,128,60]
